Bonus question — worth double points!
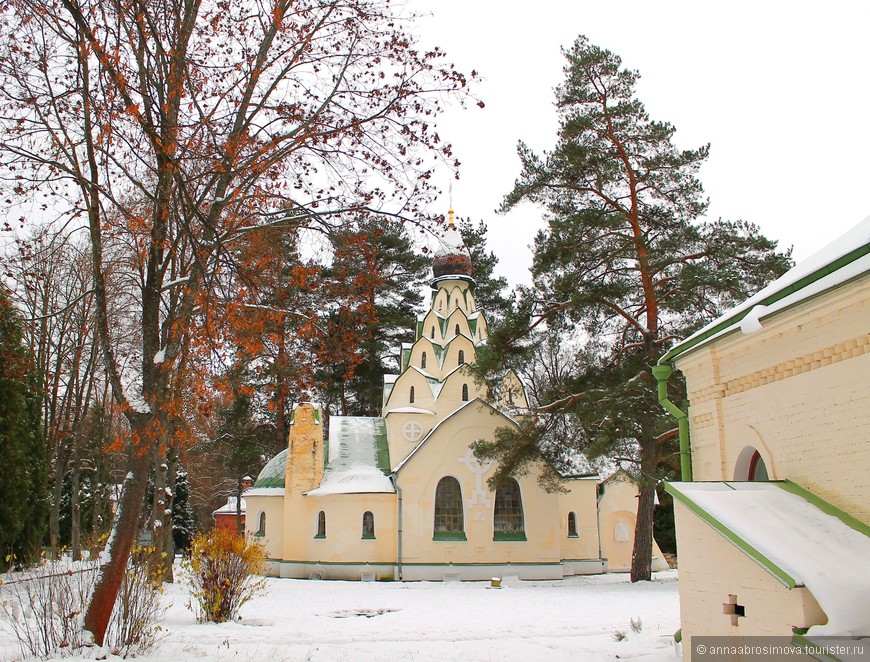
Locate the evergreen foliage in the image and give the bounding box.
[457,219,510,320]
[171,466,196,553]
[0,289,48,569]
[481,35,792,581]
[213,386,278,532]
[317,217,429,416]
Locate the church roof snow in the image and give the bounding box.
[252,448,288,489]
[306,416,394,496]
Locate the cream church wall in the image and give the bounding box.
[598,475,668,572]
[396,403,564,580]
[558,478,605,575]
[248,494,284,561]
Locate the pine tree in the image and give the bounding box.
[488,35,792,581]
[317,217,429,416]
[0,289,48,569]
[457,219,510,321]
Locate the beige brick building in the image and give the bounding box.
[656,217,870,658]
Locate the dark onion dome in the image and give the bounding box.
[432,210,473,279]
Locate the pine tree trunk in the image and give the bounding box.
[630,439,656,582]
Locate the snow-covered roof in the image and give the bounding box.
[252,449,288,489]
[387,406,435,415]
[667,480,870,636]
[305,416,394,496]
[663,215,870,363]
[244,487,285,497]
[213,496,246,515]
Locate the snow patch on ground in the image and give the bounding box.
[0,570,680,661]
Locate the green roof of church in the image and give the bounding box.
[253,448,287,488]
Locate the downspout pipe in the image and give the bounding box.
[389,473,403,581]
[651,364,692,482]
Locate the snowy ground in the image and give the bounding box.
[1,569,681,661]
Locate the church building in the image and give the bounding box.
[244,212,666,580]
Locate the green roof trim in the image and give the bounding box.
[660,242,870,366]
[401,347,411,371]
[468,317,477,336]
[374,418,391,475]
[791,632,849,662]
[777,480,870,538]
[664,481,800,589]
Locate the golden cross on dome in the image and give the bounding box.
[448,180,455,226]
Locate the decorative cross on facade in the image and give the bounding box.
[722,594,746,626]
[459,448,492,509]
[402,420,424,442]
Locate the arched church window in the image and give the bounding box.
[421,352,427,369]
[256,511,266,537]
[315,511,326,538]
[462,383,469,402]
[431,326,435,339]
[734,446,771,481]
[748,451,769,481]
[455,323,461,336]
[362,511,375,539]
[494,478,525,540]
[409,386,415,404]
[433,476,465,539]
[458,350,465,365]
[567,512,578,538]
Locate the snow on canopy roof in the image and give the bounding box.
[252,448,287,489]
[667,480,870,636]
[213,496,246,515]
[664,215,870,362]
[305,416,394,496]
[387,406,435,415]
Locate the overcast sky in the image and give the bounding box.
[405,0,870,286]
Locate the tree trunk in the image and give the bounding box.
[49,441,70,557]
[630,439,656,582]
[90,471,104,559]
[83,448,151,645]
[70,446,81,561]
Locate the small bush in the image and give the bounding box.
[105,547,167,656]
[183,529,267,623]
[0,550,165,659]
[630,616,643,633]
